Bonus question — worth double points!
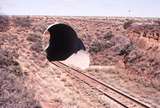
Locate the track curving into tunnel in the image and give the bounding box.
[43,23,86,61]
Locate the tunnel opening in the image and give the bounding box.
[44,23,86,61]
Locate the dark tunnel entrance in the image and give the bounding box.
[44,23,86,61]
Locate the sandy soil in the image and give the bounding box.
[1,16,160,108]
[86,66,160,108]
[17,47,122,108]
[0,16,121,107]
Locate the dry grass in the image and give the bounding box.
[0,49,41,108]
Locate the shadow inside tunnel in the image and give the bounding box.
[44,23,86,61]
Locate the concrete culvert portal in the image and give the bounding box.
[43,23,86,61]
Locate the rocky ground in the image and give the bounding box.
[0,16,160,107]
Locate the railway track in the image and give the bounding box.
[51,61,151,108]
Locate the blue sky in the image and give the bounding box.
[0,0,160,17]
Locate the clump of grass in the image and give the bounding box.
[0,16,10,32]
[154,19,160,25]
[103,31,114,40]
[89,31,115,53]
[89,40,104,53]
[27,32,42,42]
[0,49,23,77]
[13,16,31,28]
[123,19,134,29]
[27,32,43,53]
